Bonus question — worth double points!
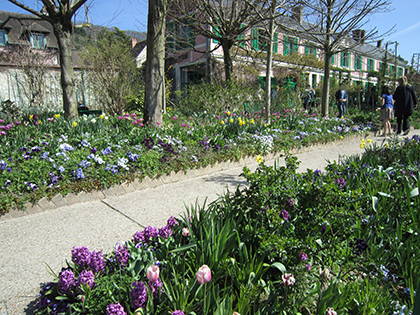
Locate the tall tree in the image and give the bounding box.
[170,0,271,82]
[7,0,87,118]
[144,0,167,127]
[287,0,392,116]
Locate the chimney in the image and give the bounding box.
[292,6,303,24]
[131,38,137,48]
[377,39,382,48]
[352,29,366,44]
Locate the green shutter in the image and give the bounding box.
[213,24,220,44]
[188,16,195,47]
[167,21,174,51]
[273,32,278,54]
[284,35,289,55]
[237,23,246,48]
[346,53,349,67]
[305,43,309,55]
[251,27,259,51]
[331,54,335,65]
[293,37,298,53]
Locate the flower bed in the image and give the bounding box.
[33,135,420,314]
[0,109,372,212]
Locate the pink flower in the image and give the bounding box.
[131,113,136,117]
[156,122,161,125]
[118,116,123,120]
[146,265,160,282]
[305,264,312,271]
[181,123,186,127]
[215,115,220,119]
[14,121,21,125]
[196,265,211,284]
[47,118,54,122]
[34,121,39,126]
[182,228,189,236]
[173,116,178,120]
[125,113,129,116]
[190,116,193,120]
[0,131,6,135]
[132,121,137,125]
[139,123,144,127]
[0,119,4,123]
[33,114,38,120]
[282,273,295,287]
[326,307,337,315]
[0,126,4,130]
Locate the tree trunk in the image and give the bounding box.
[53,22,78,118]
[144,0,167,127]
[321,53,332,117]
[264,0,277,123]
[221,40,233,82]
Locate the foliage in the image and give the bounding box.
[80,27,138,115]
[33,134,420,314]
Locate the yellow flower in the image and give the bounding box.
[38,120,42,124]
[340,136,343,139]
[30,115,33,120]
[360,143,365,149]
[221,120,225,125]
[72,121,77,127]
[230,118,233,123]
[256,155,263,164]
[167,107,172,111]
[99,114,104,119]
[367,139,372,144]
[384,143,388,147]
[54,114,60,118]
[226,111,231,116]
[250,119,255,124]
[341,116,344,119]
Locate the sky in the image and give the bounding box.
[2,0,419,64]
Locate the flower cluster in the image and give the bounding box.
[71,246,105,274]
[106,303,127,315]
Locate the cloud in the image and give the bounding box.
[389,21,420,39]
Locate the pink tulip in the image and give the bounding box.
[146,265,160,282]
[196,265,211,284]
[181,123,186,127]
[118,116,123,120]
[132,121,137,125]
[282,273,295,287]
[0,131,6,135]
[173,116,178,120]
[0,119,4,123]
[139,123,144,127]
[326,308,337,315]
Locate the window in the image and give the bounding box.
[0,30,7,46]
[367,58,374,71]
[354,54,362,70]
[30,33,46,49]
[398,67,404,77]
[167,19,195,51]
[340,52,349,68]
[389,65,396,76]
[305,42,317,56]
[284,35,298,56]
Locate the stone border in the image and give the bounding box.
[0,134,365,221]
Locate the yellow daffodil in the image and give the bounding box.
[384,143,388,147]
[100,114,104,119]
[30,115,33,120]
[72,121,77,127]
[256,155,263,164]
[221,120,225,125]
[250,119,255,124]
[340,136,343,139]
[54,114,60,118]
[226,111,231,116]
[367,139,372,144]
[360,144,365,149]
[38,120,42,125]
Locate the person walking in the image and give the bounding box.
[335,85,347,118]
[393,76,418,135]
[377,85,394,137]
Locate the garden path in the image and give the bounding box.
[1,130,419,315]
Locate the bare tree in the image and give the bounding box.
[81,28,136,115]
[144,0,167,126]
[170,0,274,82]
[288,0,392,116]
[10,45,57,109]
[7,0,88,118]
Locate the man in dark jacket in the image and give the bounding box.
[393,76,418,135]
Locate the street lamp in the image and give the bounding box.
[384,41,398,89]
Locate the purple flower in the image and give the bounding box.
[167,216,179,227]
[58,269,76,294]
[299,252,308,261]
[285,199,295,208]
[72,246,91,268]
[106,303,127,315]
[76,270,95,289]
[279,209,289,221]
[114,243,130,267]
[149,278,163,300]
[130,281,148,309]
[333,177,347,189]
[172,311,185,315]
[89,250,105,274]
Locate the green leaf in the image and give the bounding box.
[372,196,378,212]
[378,192,393,198]
[170,243,197,253]
[270,262,286,273]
